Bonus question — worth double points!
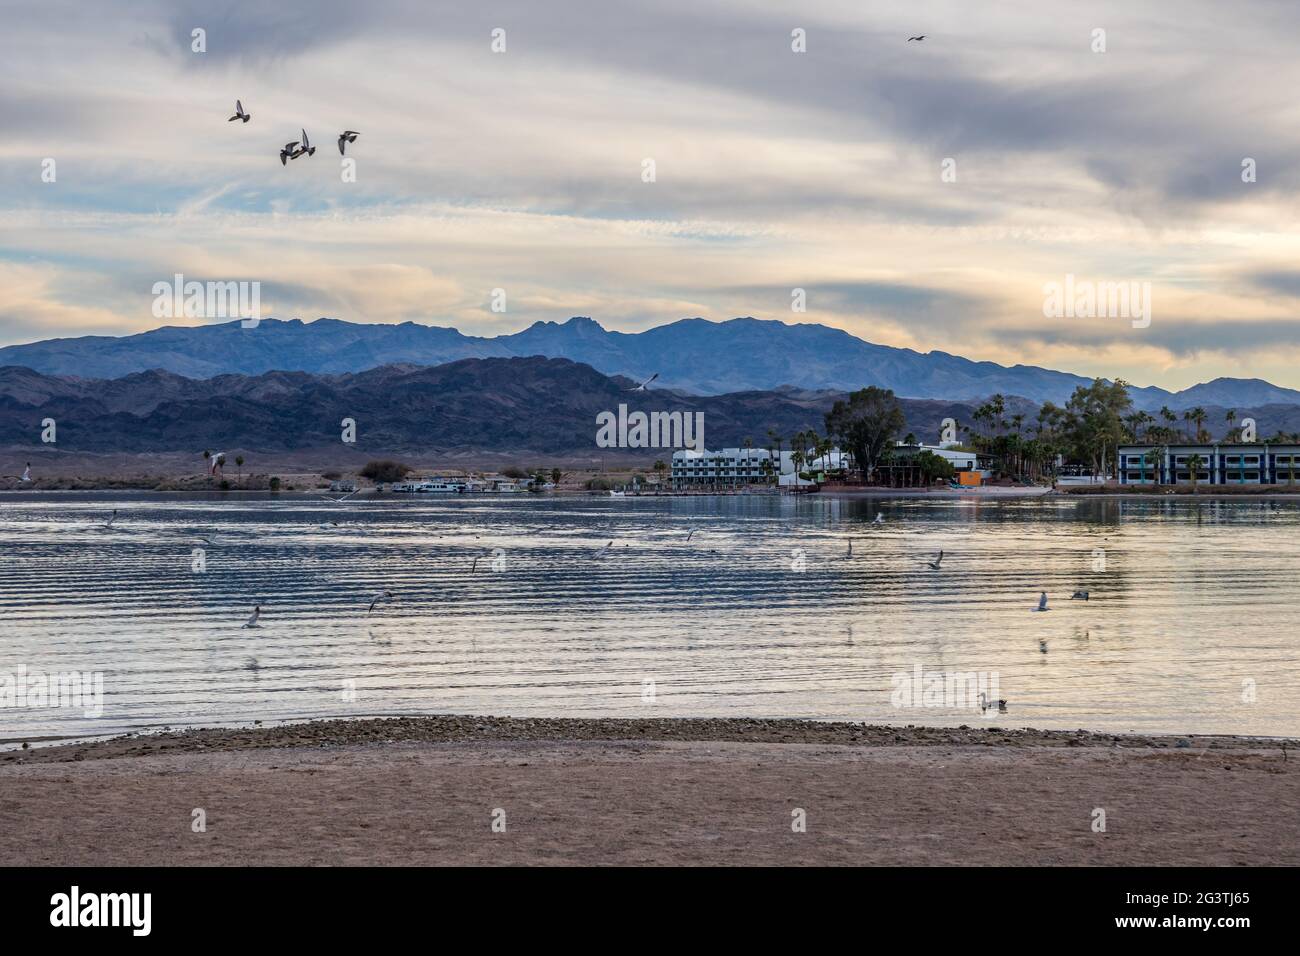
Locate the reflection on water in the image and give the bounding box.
[1,492,1298,740]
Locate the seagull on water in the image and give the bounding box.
[1039,639,1049,654]
[228,99,251,123]
[241,605,262,628]
[367,589,394,614]
[1033,591,1050,612]
[627,373,659,392]
[1070,590,1090,601]
[978,692,1007,713]
[338,130,360,155]
[926,550,944,570]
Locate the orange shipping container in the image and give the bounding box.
[958,471,982,486]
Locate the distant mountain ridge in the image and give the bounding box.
[4,358,1299,457]
[2,315,1297,410]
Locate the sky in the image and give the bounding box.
[3,0,1300,390]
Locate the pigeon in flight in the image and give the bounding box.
[1070,590,1090,601]
[628,373,659,392]
[908,35,926,42]
[300,128,316,156]
[242,605,262,628]
[338,130,360,155]
[280,141,300,166]
[926,549,944,570]
[367,589,394,615]
[229,100,251,123]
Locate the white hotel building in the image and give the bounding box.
[671,447,850,489]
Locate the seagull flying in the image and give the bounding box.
[104,509,118,529]
[926,549,944,570]
[20,462,31,482]
[241,605,262,629]
[873,513,884,524]
[592,540,614,558]
[908,35,926,41]
[1033,591,1050,612]
[338,130,360,155]
[1070,590,1090,601]
[367,589,394,614]
[628,373,659,392]
[228,99,251,123]
[318,490,359,504]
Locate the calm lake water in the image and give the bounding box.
[2,491,1298,742]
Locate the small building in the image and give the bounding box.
[1117,443,1300,485]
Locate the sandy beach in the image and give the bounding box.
[2,717,1295,866]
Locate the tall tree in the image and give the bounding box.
[823,386,906,481]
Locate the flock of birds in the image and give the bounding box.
[225,99,361,166]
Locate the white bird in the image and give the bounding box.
[926,550,944,570]
[592,540,614,558]
[228,99,251,123]
[103,509,118,529]
[627,372,659,392]
[241,605,262,628]
[873,513,884,524]
[1070,590,1089,601]
[1033,591,1050,612]
[21,463,31,482]
[338,130,359,155]
[685,528,698,542]
[207,452,225,477]
[367,590,394,614]
[978,692,1007,713]
[318,490,359,504]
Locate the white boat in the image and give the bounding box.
[608,490,625,497]
[391,479,464,493]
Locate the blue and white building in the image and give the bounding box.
[1117,443,1300,485]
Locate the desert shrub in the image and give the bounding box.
[360,460,412,483]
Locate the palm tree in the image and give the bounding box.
[1191,407,1208,443]
[202,450,211,476]
[1185,453,1204,492]
[1225,409,1237,441]
[235,455,245,481]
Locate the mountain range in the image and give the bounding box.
[0,359,1014,456]
[3,316,1297,410]
[3,359,1299,458]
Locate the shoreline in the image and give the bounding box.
[4,716,1296,865]
[10,715,1296,763]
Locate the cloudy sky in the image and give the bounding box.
[3,0,1300,390]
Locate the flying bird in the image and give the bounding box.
[300,128,316,156]
[1071,590,1090,601]
[908,35,926,42]
[21,463,31,482]
[926,550,944,570]
[318,490,359,504]
[103,509,118,529]
[872,513,884,524]
[592,540,614,558]
[338,130,360,155]
[280,141,299,166]
[367,589,394,614]
[1033,592,1050,612]
[241,605,262,629]
[628,373,659,392]
[228,99,251,123]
